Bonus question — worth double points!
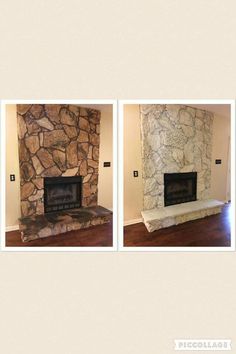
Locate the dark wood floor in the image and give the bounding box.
[6,222,113,247]
[124,204,231,247]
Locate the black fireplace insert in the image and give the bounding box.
[44,176,82,213]
[164,172,197,207]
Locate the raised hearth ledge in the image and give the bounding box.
[19,206,112,242]
[141,199,225,233]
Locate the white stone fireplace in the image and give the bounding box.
[140,104,224,232]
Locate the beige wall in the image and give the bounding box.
[98,105,113,210]
[123,105,143,222]
[123,104,231,222]
[211,112,231,202]
[6,104,113,228]
[6,104,21,229]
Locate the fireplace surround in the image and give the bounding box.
[17,104,100,218]
[164,172,197,206]
[140,104,213,210]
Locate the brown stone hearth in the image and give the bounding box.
[17,104,101,217]
[19,206,112,242]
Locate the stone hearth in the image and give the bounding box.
[19,206,112,242]
[141,199,224,232]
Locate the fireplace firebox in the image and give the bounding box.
[44,176,82,213]
[164,172,197,207]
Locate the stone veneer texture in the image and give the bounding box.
[17,104,100,217]
[140,104,214,210]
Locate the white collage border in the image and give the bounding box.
[1,99,235,252]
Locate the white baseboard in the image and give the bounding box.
[124,218,143,226]
[6,225,19,232]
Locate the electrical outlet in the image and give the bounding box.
[133,171,138,177]
[10,174,15,181]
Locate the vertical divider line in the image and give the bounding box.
[118,100,124,250]
[112,100,118,251]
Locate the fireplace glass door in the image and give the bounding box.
[44,176,82,213]
[164,172,197,206]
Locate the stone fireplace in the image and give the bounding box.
[139,104,224,232]
[17,104,112,242]
[17,104,100,217]
[140,104,213,210]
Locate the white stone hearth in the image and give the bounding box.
[141,199,224,232]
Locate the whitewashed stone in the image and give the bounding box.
[161,129,187,149]
[180,164,194,172]
[198,170,206,179]
[195,130,203,142]
[146,133,161,151]
[198,180,205,192]
[194,157,202,172]
[158,146,175,163]
[195,141,204,152]
[152,153,165,171]
[195,118,203,129]
[203,131,212,144]
[149,184,164,197]
[156,173,163,185]
[140,104,214,210]
[181,125,194,137]
[196,109,205,119]
[202,156,211,168]
[144,178,157,194]
[186,106,196,117]
[179,110,193,126]
[143,159,156,178]
[172,149,184,165]
[166,105,180,122]
[147,113,161,131]
[140,104,157,114]
[206,144,212,158]
[142,200,224,232]
[143,195,157,210]
[158,113,174,130]
[184,141,194,163]
[166,162,180,173]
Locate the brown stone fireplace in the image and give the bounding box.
[17,104,112,242]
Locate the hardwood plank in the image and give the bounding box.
[124,204,231,247]
[6,222,113,247]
